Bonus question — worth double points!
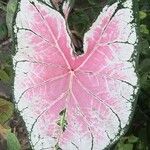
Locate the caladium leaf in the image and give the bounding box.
[13,0,138,149]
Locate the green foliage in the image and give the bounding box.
[54,143,62,150]
[140,39,150,56]
[57,108,68,132]
[7,130,21,150]
[69,10,90,36]
[139,11,147,20]
[0,22,8,40]
[68,0,101,36]
[0,69,10,82]
[0,98,14,124]
[0,125,21,150]
[87,0,98,5]
[0,1,7,12]
[6,0,18,36]
[140,24,149,35]
[138,0,150,94]
[0,51,12,83]
[115,135,139,150]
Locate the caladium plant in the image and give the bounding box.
[13,0,138,149]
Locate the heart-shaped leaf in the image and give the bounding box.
[13,0,138,149]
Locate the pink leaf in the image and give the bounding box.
[13,0,138,149]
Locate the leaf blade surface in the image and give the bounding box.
[13,0,138,149]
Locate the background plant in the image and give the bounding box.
[0,0,149,149]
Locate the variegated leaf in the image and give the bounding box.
[13,0,138,149]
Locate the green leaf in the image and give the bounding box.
[0,22,8,40]
[139,0,150,11]
[121,144,133,150]
[140,72,150,91]
[136,140,149,150]
[117,143,134,150]
[6,130,21,150]
[128,135,139,143]
[140,24,149,35]
[139,11,147,20]
[0,1,7,12]
[54,143,62,150]
[0,125,7,149]
[0,98,14,124]
[0,69,10,83]
[140,39,150,56]
[137,126,149,148]
[88,0,101,5]
[6,0,18,36]
[115,135,139,150]
[139,59,150,74]
[88,0,96,5]
[0,126,21,150]
[68,10,90,36]
[57,109,68,132]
